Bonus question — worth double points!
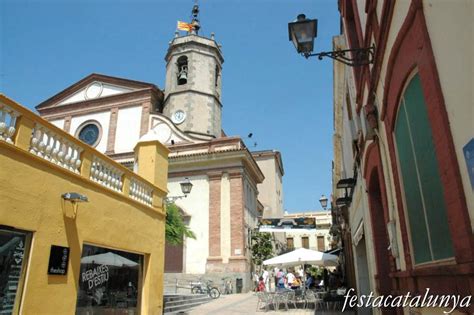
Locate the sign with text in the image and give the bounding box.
[47,245,70,275]
[258,217,317,232]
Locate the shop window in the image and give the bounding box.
[76,244,143,315]
[0,228,31,314]
[394,74,454,265]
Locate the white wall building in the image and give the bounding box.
[35,26,286,291]
[283,211,332,252]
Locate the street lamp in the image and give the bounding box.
[319,194,328,210]
[165,177,193,203]
[288,14,375,66]
[180,177,193,195]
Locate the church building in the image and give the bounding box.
[34,7,283,292]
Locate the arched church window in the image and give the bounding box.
[177,56,188,85]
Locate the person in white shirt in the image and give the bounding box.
[297,268,304,278]
[262,269,269,292]
[253,272,259,291]
[286,271,296,288]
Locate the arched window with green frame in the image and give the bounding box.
[394,73,454,265]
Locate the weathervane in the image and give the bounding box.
[191,1,200,35]
[176,1,201,35]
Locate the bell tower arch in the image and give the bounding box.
[163,10,224,139]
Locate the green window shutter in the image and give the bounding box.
[395,104,432,264]
[403,75,454,260]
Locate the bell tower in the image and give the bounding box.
[163,4,224,139]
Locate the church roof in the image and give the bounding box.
[36,73,163,110]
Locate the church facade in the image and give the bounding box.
[35,29,280,291]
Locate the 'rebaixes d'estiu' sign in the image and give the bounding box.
[258,217,317,232]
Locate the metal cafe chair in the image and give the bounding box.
[305,289,325,310]
[273,290,297,311]
[286,290,298,309]
[256,291,273,312]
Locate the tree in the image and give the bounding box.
[250,232,274,273]
[165,202,196,245]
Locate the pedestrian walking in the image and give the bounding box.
[276,269,285,291]
[253,271,259,291]
[273,267,279,289]
[262,269,269,292]
[257,276,266,292]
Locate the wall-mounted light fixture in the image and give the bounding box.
[335,177,357,208]
[288,14,375,66]
[336,178,356,189]
[335,196,352,207]
[61,192,88,218]
[165,178,193,203]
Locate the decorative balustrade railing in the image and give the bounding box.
[90,156,124,192]
[0,94,165,210]
[129,178,154,206]
[0,103,20,144]
[29,123,83,173]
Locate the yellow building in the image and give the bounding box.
[0,94,169,314]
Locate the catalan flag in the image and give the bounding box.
[177,21,193,32]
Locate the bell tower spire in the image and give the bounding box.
[190,1,200,35]
[163,3,224,139]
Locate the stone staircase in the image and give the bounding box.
[163,294,211,314]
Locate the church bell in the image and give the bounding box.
[178,66,188,85]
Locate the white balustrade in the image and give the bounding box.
[1,102,159,208]
[90,156,124,192]
[129,178,153,206]
[0,104,20,144]
[29,124,82,173]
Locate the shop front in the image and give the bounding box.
[0,95,169,315]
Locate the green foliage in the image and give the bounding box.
[308,266,322,278]
[250,232,274,268]
[165,202,196,245]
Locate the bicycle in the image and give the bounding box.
[221,277,233,294]
[191,279,221,299]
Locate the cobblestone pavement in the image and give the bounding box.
[186,292,355,315]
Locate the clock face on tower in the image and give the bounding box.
[172,110,186,124]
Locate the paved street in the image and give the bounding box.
[186,292,354,315]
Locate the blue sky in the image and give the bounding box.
[1,0,340,212]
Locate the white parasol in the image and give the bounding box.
[81,252,138,267]
[263,248,338,267]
